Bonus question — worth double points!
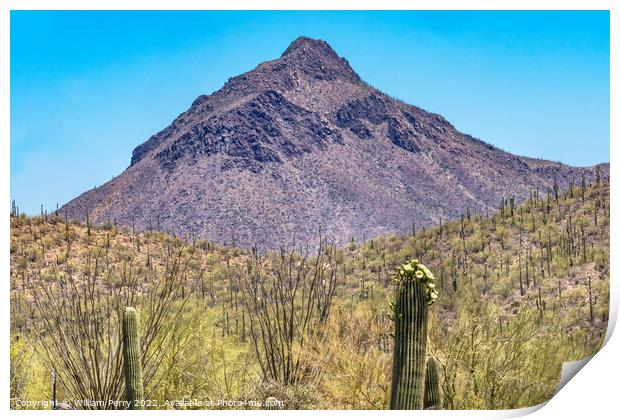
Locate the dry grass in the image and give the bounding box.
[10,181,609,409]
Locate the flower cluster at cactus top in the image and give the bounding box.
[393,259,438,306]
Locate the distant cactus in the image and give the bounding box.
[423,356,442,410]
[264,397,280,410]
[389,259,437,410]
[122,307,144,409]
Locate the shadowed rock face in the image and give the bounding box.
[60,36,607,249]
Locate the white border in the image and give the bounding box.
[2,1,616,419]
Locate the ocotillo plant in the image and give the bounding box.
[123,307,144,409]
[423,356,442,410]
[389,259,437,410]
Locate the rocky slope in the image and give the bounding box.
[60,36,607,248]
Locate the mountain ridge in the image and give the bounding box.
[60,36,607,248]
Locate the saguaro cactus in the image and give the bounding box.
[123,307,144,409]
[389,260,437,410]
[423,356,442,410]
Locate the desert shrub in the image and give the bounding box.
[249,381,320,409]
[313,302,391,409]
[26,243,196,408]
[10,335,47,409]
[241,236,338,386]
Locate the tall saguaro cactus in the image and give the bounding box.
[123,307,144,410]
[423,356,442,410]
[389,260,437,410]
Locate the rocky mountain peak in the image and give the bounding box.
[279,36,361,83]
[281,36,339,58]
[61,36,604,249]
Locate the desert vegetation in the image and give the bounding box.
[9,177,609,409]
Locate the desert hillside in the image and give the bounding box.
[11,177,609,409]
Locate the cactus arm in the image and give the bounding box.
[423,356,442,410]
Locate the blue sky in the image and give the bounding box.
[11,10,610,215]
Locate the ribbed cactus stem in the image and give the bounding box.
[123,307,144,409]
[390,278,428,409]
[423,356,442,409]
